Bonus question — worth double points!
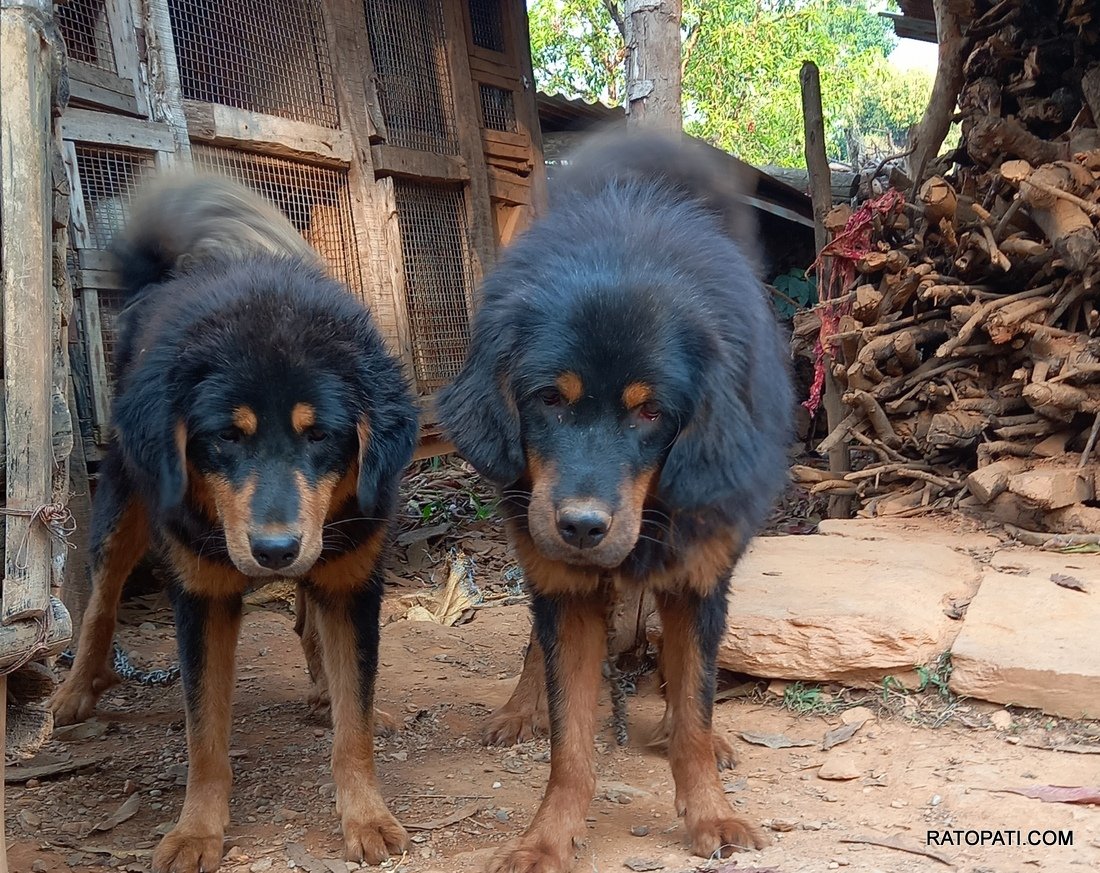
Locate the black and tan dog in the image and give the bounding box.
[52,177,417,872]
[438,132,794,872]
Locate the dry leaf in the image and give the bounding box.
[1051,573,1087,592]
[405,801,483,831]
[88,794,140,835]
[399,552,479,626]
[822,721,861,750]
[1003,785,1100,804]
[739,731,815,749]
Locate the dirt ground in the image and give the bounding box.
[6,469,1100,873]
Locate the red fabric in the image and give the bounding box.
[802,189,906,416]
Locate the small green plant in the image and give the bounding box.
[770,270,818,319]
[782,682,827,715]
[916,652,954,700]
[880,674,906,702]
[467,491,496,521]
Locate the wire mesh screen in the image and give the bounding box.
[468,0,505,52]
[72,145,157,375]
[364,0,459,155]
[479,84,518,133]
[56,0,117,72]
[393,181,474,392]
[190,146,365,298]
[168,0,339,128]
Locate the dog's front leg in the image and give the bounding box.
[306,576,408,864]
[488,588,608,873]
[153,586,242,873]
[656,582,767,858]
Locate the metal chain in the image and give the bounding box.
[57,643,181,687]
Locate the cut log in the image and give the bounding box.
[966,457,1028,504]
[1007,468,1094,510]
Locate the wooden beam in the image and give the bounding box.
[68,77,141,117]
[370,144,469,182]
[61,108,176,150]
[1,0,56,623]
[184,101,355,165]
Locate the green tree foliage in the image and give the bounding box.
[526,0,932,167]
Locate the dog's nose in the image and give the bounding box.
[250,534,301,570]
[557,507,611,549]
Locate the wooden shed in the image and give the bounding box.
[53,0,546,462]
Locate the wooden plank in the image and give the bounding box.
[77,248,116,271]
[62,141,92,248]
[1,0,56,624]
[505,0,547,238]
[465,58,520,91]
[73,269,125,291]
[184,101,354,165]
[106,0,149,117]
[143,0,193,160]
[61,108,175,150]
[487,166,531,205]
[68,77,142,117]
[1,673,6,873]
[370,144,469,182]
[323,0,412,373]
[482,128,529,153]
[440,0,497,280]
[80,289,113,437]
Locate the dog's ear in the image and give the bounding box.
[355,401,417,520]
[657,342,792,518]
[436,312,523,486]
[112,369,188,513]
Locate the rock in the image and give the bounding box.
[951,557,1100,718]
[1007,467,1093,510]
[18,809,42,829]
[990,710,1014,731]
[623,859,664,872]
[817,752,864,781]
[250,859,273,873]
[840,706,875,727]
[630,825,649,836]
[32,862,48,873]
[720,528,981,687]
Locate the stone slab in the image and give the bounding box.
[950,553,1100,718]
[720,528,982,688]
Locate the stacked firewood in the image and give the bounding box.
[792,0,1100,537]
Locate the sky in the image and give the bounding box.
[889,36,938,74]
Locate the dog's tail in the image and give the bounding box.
[557,128,761,270]
[110,173,321,296]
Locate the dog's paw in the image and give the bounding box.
[482,703,549,747]
[712,731,738,771]
[649,719,738,771]
[373,706,398,738]
[342,811,409,865]
[485,838,573,873]
[686,809,768,858]
[152,826,225,873]
[51,670,117,727]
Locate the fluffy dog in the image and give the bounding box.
[438,132,793,872]
[52,176,417,872]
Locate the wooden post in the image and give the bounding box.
[801,60,851,518]
[1,0,56,622]
[623,0,683,131]
[1,672,7,873]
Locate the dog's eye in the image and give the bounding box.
[218,428,242,444]
[306,427,328,443]
[637,401,662,422]
[536,388,563,407]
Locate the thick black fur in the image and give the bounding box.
[437,131,793,577]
